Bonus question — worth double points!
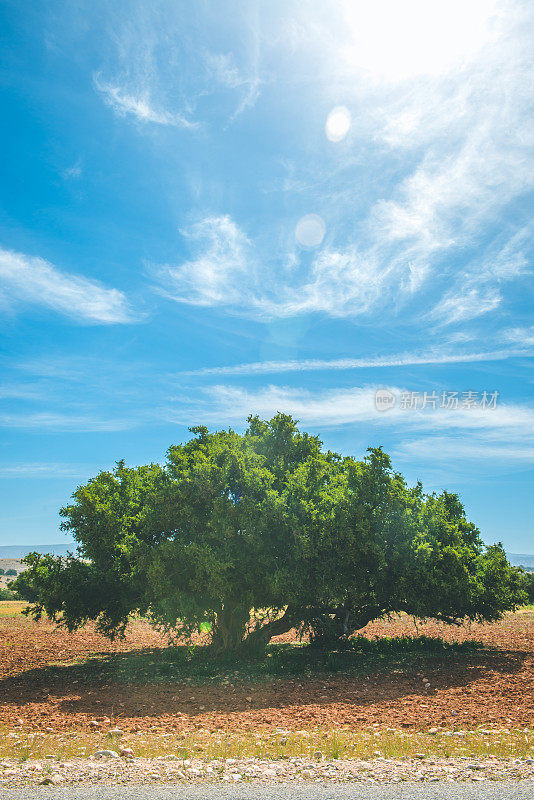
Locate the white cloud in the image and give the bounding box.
[0,247,135,324]
[152,216,256,307]
[205,51,261,119]
[0,411,135,432]
[166,382,534,463]
[429,228,530,325]
[395,437,534,462]
[183,347,527,377]
[430,286,502,326]
[0,463,97,478]
[154,219,391,319]
[504,326,534,346]
[93,73,197,128]
[62,161,82,180]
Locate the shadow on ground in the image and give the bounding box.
[0,636,527,722]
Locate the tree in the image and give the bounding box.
[5,569,17,576]
[520,571,534,604]
[14,415,526,652]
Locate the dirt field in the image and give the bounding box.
[0,602,533,734]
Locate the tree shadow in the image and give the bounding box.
[0,636,528,721]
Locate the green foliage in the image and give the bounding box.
[0,569,5,575]
[13,415,526,652]
[520,570,534,604]
[5,569,17,576]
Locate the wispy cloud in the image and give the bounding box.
[0,247,136,324]
[430,286,502,326]
[183,347,529,377]
[93,73,197,129]
[504,326,534,346]
[395,437,534,462]
[0,411,135,432]
[165,381,534,463]
[153,217,391,319]
[0,463,98,479]
[428,227,531,325]
[206,51,261,120]
[62,160,83,180]
[152,216,256,307]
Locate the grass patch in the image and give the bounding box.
[0,601,27,618]
[0,726,532,763]
[7,636,482,687]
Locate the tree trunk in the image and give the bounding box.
[210,602,250,653]
[309,606,384,648]
[241,606,297,654]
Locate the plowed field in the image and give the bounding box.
[1,602,532,733]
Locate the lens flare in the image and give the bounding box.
[326,106,351,142]
[295,214,326,248]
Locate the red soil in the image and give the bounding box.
[1,604,533,732]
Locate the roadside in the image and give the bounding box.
[2,778,534,800]
[0,752,534,790]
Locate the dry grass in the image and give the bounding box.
[0,601,28,618]
[1,726,533,762]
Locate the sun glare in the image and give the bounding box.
[340,0,499,82]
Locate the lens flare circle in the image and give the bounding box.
[326,106,351,142]
[295,214,326,248]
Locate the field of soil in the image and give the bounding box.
[0,602,533,734]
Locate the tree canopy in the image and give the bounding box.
[14,414,526,652]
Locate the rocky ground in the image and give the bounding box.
[1,604,533,788]
[1,753,534,788]
[1,605,533,732]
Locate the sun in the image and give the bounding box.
[339,0,500,82]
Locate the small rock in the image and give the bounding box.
[313,751,324,761]
[120,747,134,757]
[94,749,119,759]
[428,727,439,734]
[108,728,124,735]
[88,720,100,729]
[39,775,62,785]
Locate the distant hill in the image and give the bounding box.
[0,543,77,559]
[507,552,534,569]
[1,543,531,566]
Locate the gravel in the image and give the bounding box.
[1,755,534,788]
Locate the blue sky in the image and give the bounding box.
[0,0,533,551]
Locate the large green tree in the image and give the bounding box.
[14,415,525,652]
